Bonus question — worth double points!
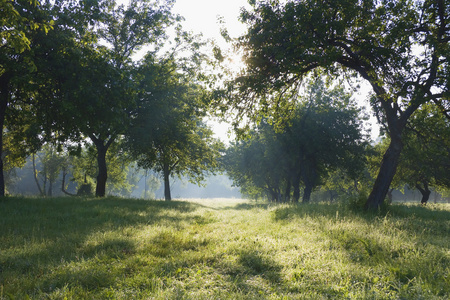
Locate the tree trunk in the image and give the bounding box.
[32,153,44,196]
[90,134,116,197]
[329,190,336,203]
[61,167,76,196]
[95,143,108,197]
[0,73,10,197]
[365,136,403,210]
[302,184,313,203]
[301,162,316,203]
[416,181,431,205]
[292,172,301,203]
[163,163,171,201]
[284,177,291,203]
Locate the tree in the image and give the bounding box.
[67,141,137,197]
[398,104,450,204]
[31,144,65,197]
[224,79,367,203]
[126,56,222,201]
[222,0,449,209]
[224,127,286,202]
[287,80,367,202]
[33,0,175,197]
[0,0,52,196]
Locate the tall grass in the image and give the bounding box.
[0,197,449,299]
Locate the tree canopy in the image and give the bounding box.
[224,80,368,203]
[126,55,222,201]
[1,0,219,198]
[220,0,450,209]
[397,104,450,203]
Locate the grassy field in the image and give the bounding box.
[0,197,449,299]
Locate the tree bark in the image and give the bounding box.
[61,166,76,196]
[292,172,301,203]
[365,135,403,209]
[89,134,116,197]
[301,161,316,203]
[32,154,44,196]
[0,73,11,197]
[163,162,171,201]
[95,143,107,197]
[416,181,431,205]
[302,184,313,203]
[284,177,291,203]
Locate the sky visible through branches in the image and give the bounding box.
[119,0,379,142]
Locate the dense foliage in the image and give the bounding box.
[1,0,449,204]
[221,0,450,209]
[224,80,368,202]
[1,0,220,198]
[126,55,222,201]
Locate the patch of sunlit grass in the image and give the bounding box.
[0,197,448,299]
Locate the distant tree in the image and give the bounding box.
[126,56,222,201]
[284,80,367,202]
[399,104,450,204]
[319,169,362,203]
[67,141,136,197]
[222,0,450,209]
[31,144,66,197]
[224,128,286,202]
[224,80,367,203]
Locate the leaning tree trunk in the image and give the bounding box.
[365,135,403,210]
[416,180,431,205]
[163,163,171,201]
[61,166,76,196]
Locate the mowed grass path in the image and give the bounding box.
[0,197,449,299]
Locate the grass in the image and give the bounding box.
[0,197,449,299]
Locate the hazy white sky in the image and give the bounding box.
[172,0,378,141]
[171,0,251,142]
[173,0,250,42]
[118,0,378,141]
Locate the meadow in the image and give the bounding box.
[0,197,449,299]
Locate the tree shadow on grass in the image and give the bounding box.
[271,202,342,222]
[270,202,449,297]
[0,197,209,296]
[219,248,283,296]
[220,202,271,211]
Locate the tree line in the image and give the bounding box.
[1,0,449,208]
[223,79,449,205]
[218,0,450,208]
[1,0,222,201]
